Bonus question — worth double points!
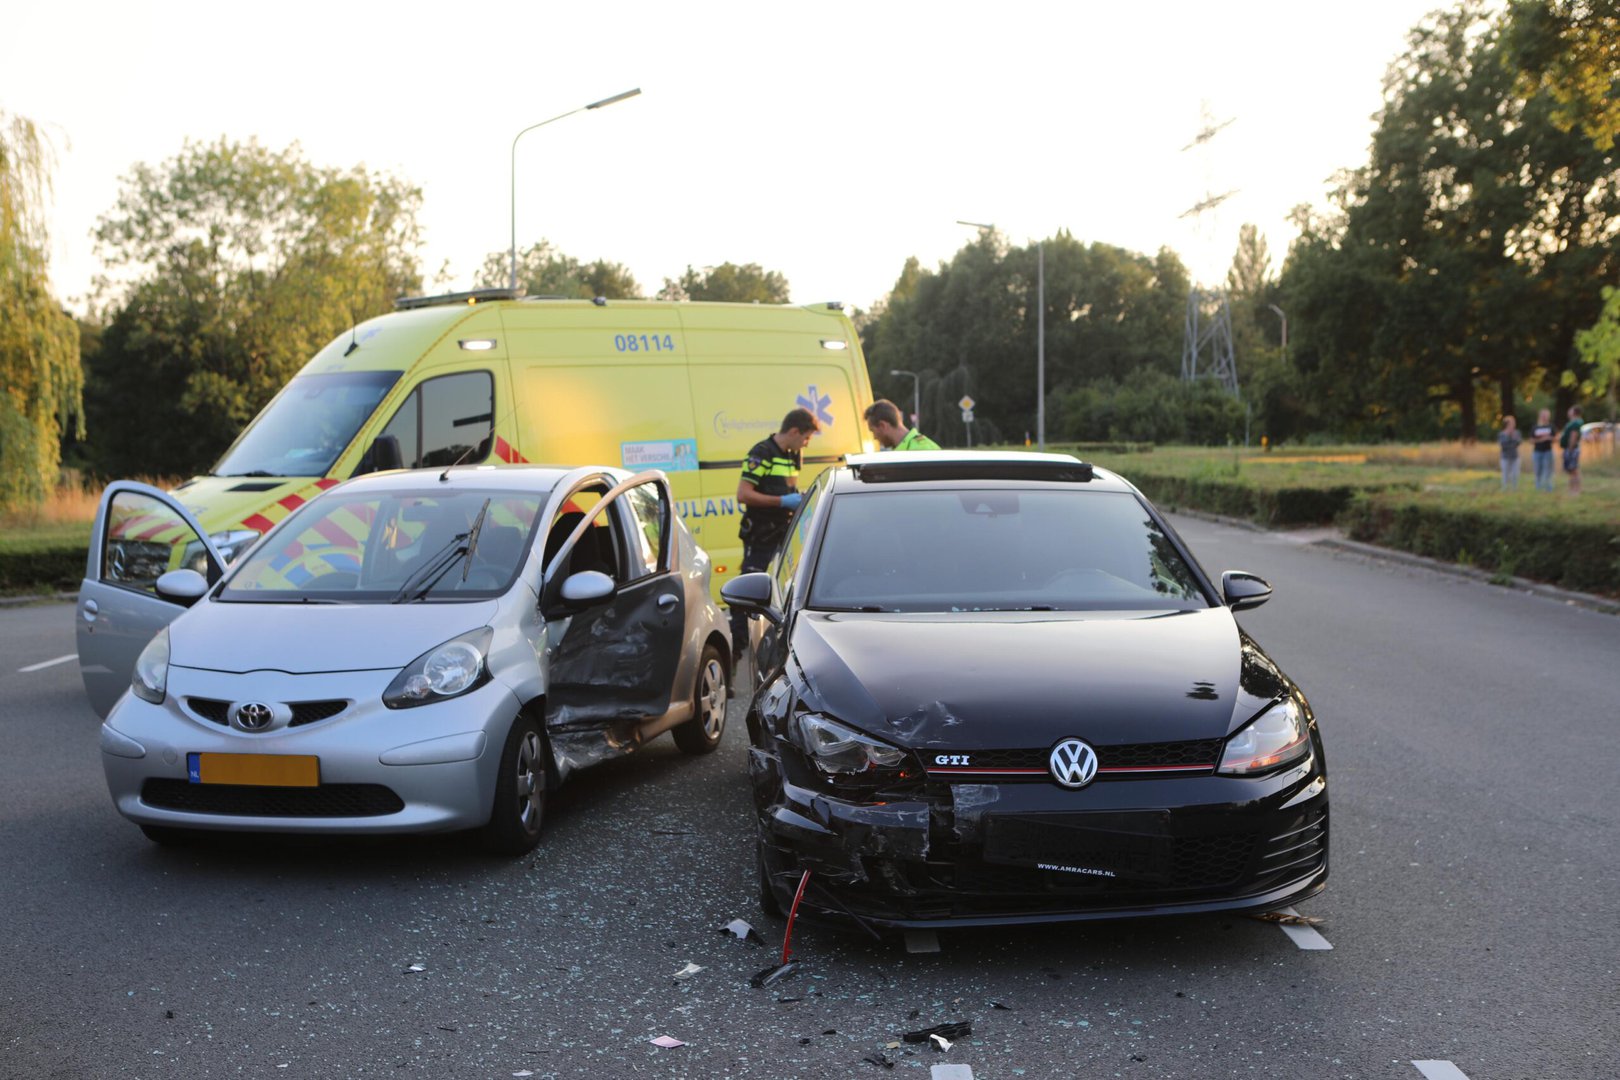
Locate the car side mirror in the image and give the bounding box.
[1222,570,1272,612]
[721,571,783,627]
[558,570,615,609]
[155,568,209,606]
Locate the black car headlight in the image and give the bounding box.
[383,628,493,709]
[1218,697,1310,776]
[793,714,909,777]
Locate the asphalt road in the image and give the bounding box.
[1,514,1615,1080]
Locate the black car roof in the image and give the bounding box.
[834,451,1135,494]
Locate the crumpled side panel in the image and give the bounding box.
[949,783,1001,845]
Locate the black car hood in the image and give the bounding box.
[787,608,1282,749]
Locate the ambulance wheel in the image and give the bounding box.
[479,714,548,855]
[673,644,727,755]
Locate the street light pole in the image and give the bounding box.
[509,88,641,291]
[957,220,1045,449]
[1037,239,1045,450]
[1268,303,1288,361]
[890,369,921,430]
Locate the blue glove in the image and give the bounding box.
[780,492,803,511]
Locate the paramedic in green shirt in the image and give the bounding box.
[864,399,941,451]
[732,407,819,653]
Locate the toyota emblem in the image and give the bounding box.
[233,702,274,732]
[1048,738,1099,789]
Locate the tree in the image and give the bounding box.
[658,262,790,303]
[1504,0,1620,151]
[474,240,640,299]
[87,139,422,477]
[864,230,1191,445]
[1277,1,1620,438]
[0,112,81,510]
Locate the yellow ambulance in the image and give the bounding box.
[142,289,876,599]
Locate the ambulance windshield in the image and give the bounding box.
[214,371,402,477]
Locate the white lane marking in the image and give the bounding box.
[904,929,941,954]
[18,653,76,673]
[1277,906,1333,950]
[1413,1062,1472,1080]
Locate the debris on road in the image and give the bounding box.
[903,1021,972,1045]
[862,1050,897,1069]
[672,963,705,981]
[751,961,800,988]
[649,1035,686,1048]
[929,1034,953,1052]
[718,918,765,945]
[403,963,425,973]
[1251,910,1324,927]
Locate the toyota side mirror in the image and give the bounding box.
[1221,570,1272,612]
[155,568,209,607]
[558,570,615,609]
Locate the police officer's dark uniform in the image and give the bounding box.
[731,433,801,648]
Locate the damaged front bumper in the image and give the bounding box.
[752,744,1329,930]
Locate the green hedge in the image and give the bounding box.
[0,545,86,594]
[1127,472,1406,527]
[1340,494,1620,595]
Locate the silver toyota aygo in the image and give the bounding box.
[78,465,731,854]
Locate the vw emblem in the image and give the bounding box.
[233,702,274,732]
[1048,738,1099,789]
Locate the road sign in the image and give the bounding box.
[961,408,974,423]
[958,395,976,411]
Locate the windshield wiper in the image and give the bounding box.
[459,499,492,583]
[225,470,278,477]
[390,533,470,603]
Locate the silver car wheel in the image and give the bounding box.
[515,729,544,830]
[699,656,727,739]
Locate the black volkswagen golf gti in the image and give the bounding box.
[722,452,1327,928]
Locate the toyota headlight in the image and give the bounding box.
[1218,697,1310,776]
[131,628,170,705]
[383,628,492,709]
[794,714,909,777]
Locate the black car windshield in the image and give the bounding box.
[213,370,402,477]
[806,489,1212,613]
[220,488,546,603]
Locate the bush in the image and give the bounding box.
[1340,494,1620,595]
[0,544,86,594]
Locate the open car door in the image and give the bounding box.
[539,472,685,760]
[76,481,227,718]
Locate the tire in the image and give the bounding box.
[672,643,727,756]
[478,714,548,855]
[757,842,785,920]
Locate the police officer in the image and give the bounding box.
[864,399,940,451]
[731,407,819,653]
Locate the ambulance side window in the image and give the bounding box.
[378,372,495,469]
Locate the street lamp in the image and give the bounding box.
[1268,303,1288,361]
[957,220,1045,449]
[509,88,641,291]
[890,369,921,429]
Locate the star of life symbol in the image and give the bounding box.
[797,385,834,428]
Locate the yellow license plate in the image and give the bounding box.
[188,753,320,787]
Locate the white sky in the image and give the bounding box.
[4,0,1449,316]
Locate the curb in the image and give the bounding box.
[1168,507,1620,618]
[0,591,78,608]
